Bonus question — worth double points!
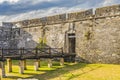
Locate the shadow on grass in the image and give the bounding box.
[66,65,102,80]
[28,63,101,80]
[5,62,102,80]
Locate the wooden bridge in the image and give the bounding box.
[0,48,76,78]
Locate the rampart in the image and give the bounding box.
[95,4,120,17]
[10,4,120,64]
[14,4,120,28]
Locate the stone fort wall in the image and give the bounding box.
[3,4,120,63]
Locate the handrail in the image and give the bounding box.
[0,47,64,60]
[0,48,62,50]
[0,47,76,61]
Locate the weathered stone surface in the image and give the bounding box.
[95,4,120,17]
[68,9,93,20]
[0,4,120,64]
[76,17,120,64]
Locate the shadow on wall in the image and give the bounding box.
[0,23,49,50]
[0,23,65,56]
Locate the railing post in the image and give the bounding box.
[61,47,63,54]
[35,48,38,57]
[1,48,3,61]
[49,47,51,55]
[20,47,24,59]
[20,48,22,58]
[61,47,64,57]
[22,47,24,57]
[38,59,40,67]
[23,60,27,70]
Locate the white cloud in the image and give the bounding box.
[32,0,57,3]
[0,7,66,22]
[0,0,57,4]
[0,0,120,22]
[101,0,120,6]
[0,0,20,4]
[0,6,83,22]
[25,0,58,5]
[102,0,115,6]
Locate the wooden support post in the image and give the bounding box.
[19,60,24,74]
[23,60,27,70]
[38,59,40,67]
[0,61,6,78]
[7,58,12,72]
[34,59,39,71]
[48,59,52,68]
[60,58,64,66]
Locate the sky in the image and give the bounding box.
[0,0,120,22]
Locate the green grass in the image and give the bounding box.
[1,60,120,80]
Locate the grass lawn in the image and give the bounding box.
[1,60,120,80]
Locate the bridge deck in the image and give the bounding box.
[0,48,76,61]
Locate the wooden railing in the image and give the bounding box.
[0,47,74,60]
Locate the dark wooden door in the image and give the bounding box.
[68,34,76,53]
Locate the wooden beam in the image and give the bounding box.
[48,59,52,68]
[23,60,27,70]
[7,58,12,72]
[19,60,24,74]
[60,58,64,66]
[34,59,39,71]
[0,61,6,78]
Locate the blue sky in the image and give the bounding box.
[0,0,120,22]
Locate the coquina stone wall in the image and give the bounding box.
[76,5,120,63]
[1,4,120,63]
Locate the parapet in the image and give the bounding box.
[46,14,66,24]
[0,22,13,28]
[14,4,120,27]
[15,9,93,27]
[18,14,67,27]
[16,19,42,27]
[68,9,93,20]
[95,4,120,17]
